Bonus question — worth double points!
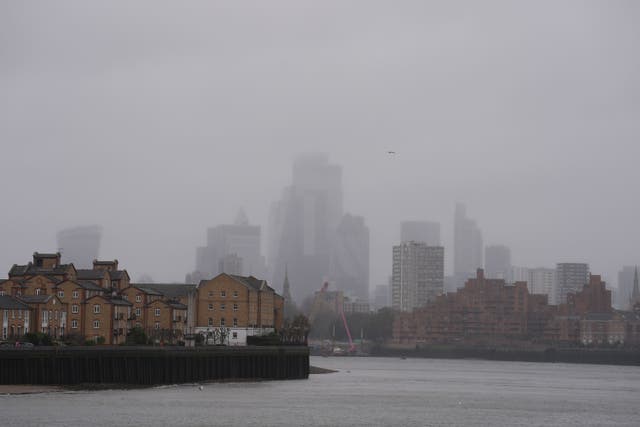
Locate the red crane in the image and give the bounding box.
[309,281,355,353]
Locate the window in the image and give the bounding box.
[208,303,213,311]
[208,317,213,326]
[208,291,213,297]
[72,290,79,299]
[35,289,41,295]
[58,290,64,298]
[220,290,226,297]
[154,322,160,330]
[71,320,78,329]
[155,308,161,317]
[220,318,225,327]
[232,332,238,339]
[123,295,128,301]
[135,308,141,317]
[233,290,238,298]
[233,318,238,327]
[0,291,4,296]
[93,320,100,329]
[220,303,225,310]
[135,295,142,303]
[233,303,238,312]
[93,304,101,314]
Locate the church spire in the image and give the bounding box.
[282,265,292,302]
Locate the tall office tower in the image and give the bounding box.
[618,266,639,310]
[218,253,243,275]
[556,263,590,304]
[195,210,266,278]
[453,203,483,288]
[330,214,370,300]
[528,267,557,304]
[56,225,102,269]
[373,283,390,310]
[484,245,511,280]
[629,267,640,309]
[268,154,345,303]
[400,221,441,246]
[392,242,444,312]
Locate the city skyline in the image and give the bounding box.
[2,2,639,298]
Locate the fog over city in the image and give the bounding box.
[2,1,639,296]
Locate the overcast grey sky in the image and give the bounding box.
[1,1,639,289]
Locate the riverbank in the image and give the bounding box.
[372,344,640,366]
[0,385,62,395]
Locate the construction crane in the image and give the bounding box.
[308,281,356,353]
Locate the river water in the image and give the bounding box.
[2,356,639,426]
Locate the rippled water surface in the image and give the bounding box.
[3,356,640,426]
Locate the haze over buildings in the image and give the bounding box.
[400,221,441,246]
[484,245,511,280]
[193,210,266,279]
[56,225,102,269]
[453,204,483,288]
[1,2,639,294]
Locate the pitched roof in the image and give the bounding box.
[0,295,30,310]
[166,301,188,310]
[137,283,196,298]
[229,275,275,292]
[9,263,73,277]
[132,286,164,296]
[18,295,55,304]
[110,270,129,280]
[77,281,106,291]
[76,269,108,280]
[33,252,60,258]
[109,297,133,306]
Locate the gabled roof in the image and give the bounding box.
[0,295,30,310]
[76,269,108,280]
[229,275,275,292]
[85,294,131,306]
[9,263,73,277]
[109,297,133,307]
[33,252,60,258]
[137,283,196,298]
[110,270,129,280]
[146,299,188,310]
[132,286,164,296]
[77,281,106,291]
[166,301,188,310]
[18,295,56,304]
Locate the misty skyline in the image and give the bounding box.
[2,1,639,291]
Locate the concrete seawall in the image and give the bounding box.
[0,346,309,385]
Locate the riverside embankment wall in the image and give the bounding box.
[0,346,309,385]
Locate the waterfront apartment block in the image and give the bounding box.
[392,242,444,312]
[194,274,284,345]
[0,252,284,346]
[393,270,640,347]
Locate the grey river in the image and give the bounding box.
[2,356,640,426]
